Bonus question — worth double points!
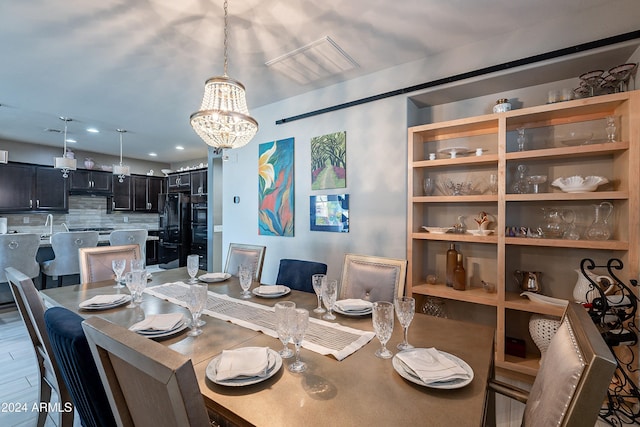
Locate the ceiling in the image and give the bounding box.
[0,0,638,163]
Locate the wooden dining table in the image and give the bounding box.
[40,267,496,427]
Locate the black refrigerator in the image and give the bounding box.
[158,193,190,269]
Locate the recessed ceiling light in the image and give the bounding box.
[86,127,99,133]
[148,152,157,157]
[66,138,77,143]
[176,146,184,150]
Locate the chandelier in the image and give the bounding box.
[53,117,76,178]
[190,0,258,151]
[113,129,130,183]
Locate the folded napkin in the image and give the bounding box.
[129,313,184,333]
[79,294,127,308]
[335,299,373,312]
[257,285,286,294]
[396,348,470,384]
[215,347,270,381]
[200,272,229,280]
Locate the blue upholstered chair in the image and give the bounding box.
[44,307,116,427]
[275,259,328,293]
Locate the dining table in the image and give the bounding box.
[40,267,496,427]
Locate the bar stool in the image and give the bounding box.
[40,231,99,288]
[109,229,148,262]
[0,233,41,292]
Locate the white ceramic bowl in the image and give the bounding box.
[421,226,452,234]
[551,175,608,193]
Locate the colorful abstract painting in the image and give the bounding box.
[311,131,346,190]
[259,137,294,237]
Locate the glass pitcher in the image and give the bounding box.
[585,201,613,241]
[540,207,566,239]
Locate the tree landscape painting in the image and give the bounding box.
[258,137,294,237]
[311,131,346,190]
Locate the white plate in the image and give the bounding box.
[136,317,189,338]
[392,350,474,389]
[206,348,282,386]
[251,286,291,298]
[467,229,494,236]
[333,305,372,316]
[520,291,568,307]
[79,295,131,311]
[437,147,471,157]
[199,272,232,283]
[421,226,453,234]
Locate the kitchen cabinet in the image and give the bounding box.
[190,169,207,196]
[167,172,190,192]
[133,176,164,212]
[0,163,68,212]
[34,166,69,211]
[407,91,639,377]
[69,169,112,194]
[111,175,132,211]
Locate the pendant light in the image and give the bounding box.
[113,129,130,183]
[190,0,258,151]
[54,117,76,178]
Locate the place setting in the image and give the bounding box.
[198,272,232,283]
[206,346,283,387]
[333,298,373,316]
[252,284,291,298]
[79,293,131,311]
[128,312,189,339]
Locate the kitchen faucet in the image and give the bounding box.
[44,214,53,236]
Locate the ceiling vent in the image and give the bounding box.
[266,36,359,85]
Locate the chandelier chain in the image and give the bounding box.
[223,0,228,76]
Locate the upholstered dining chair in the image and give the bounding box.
[224,243,266,282]
[108,229,148,262]
[44,306,117,427]
[488,302,616,427]
[78,244,141,284]
[82,316,211,427]
[0,233,40,288]
[339,253,407,302]
[40,231,99,288]
[5,267,74,427]
[275,258,328,293]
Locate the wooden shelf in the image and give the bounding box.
[505,191,628,202]
[412,283,498,306]
[505,237,628,250]
[504,292,566,317]
[413,195,498,203]
[413,154,499,167]
[412,232,498,244]
[498,356,541,377]
[505,140,628,161]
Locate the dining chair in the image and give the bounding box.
[488,302,616,427]
[224,243,266,282]
[40,231,99,288]
[81,316,212,427]
[78,244,141,284]
[108,229,148,262]
[5,267,74,427]
[44,306,117,427]
[339,253,407,302]
[0,233,41,289]
[275,258,328,293]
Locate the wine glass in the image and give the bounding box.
[112,259,126,288]
[274,301,296,358]
[238,264,253,298]
[321,279,338,320]
[187,254,199,284]
[288,308,309,373]
[516,127,526,152]
[488,173,498,195]
[423,178,435,196]
[605,115,617,142]
[311,274,326,313]
[125,270,146,308]
[394,297,415,351]
[187,283,207,337]
[372,301,394,359]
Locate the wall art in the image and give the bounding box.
[310,194,349,232]
[311,131,346,190]
[259,137,294,237]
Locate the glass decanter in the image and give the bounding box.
[511,164,530,194]
[516,127,526,151]
[585,201,613,241]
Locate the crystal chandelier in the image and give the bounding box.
[53,117,76,178]
[190,0,258,151]
[113,129,130,183]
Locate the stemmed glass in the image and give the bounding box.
[288,308,309,373]
[275,301,296,358]
[112,259,126,289]
[187,254,199,284]
[605,115,617,142]
[516,127,526,152]
[238,264,253,298]
[321,279,338,320]
[372,301,394,359]
[311,274,326,313]
[125,270,146,308]
[394,297,415,351]
[187,283,207,337]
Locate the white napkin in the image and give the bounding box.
[79,294,127,308]
[258,285,286,294]
[129,313,184,332]
[396,348,470,384]
[335,299,373,312]
[200,272,229,280]
[215,347,270,381]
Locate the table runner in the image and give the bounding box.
[145,282,375,361]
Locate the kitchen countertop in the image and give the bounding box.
[38,233,159,247]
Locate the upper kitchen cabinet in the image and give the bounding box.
[34,166,69,211]
[167,171,190,192]
[190,169,207,197]
[0,163,68,212]
[69,169,112,194]
[133,175,164,212]
[111,175,132,211]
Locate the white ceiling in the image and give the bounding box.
[0,0,638,163]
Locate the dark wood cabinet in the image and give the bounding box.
[111,175,132,211]
[0,163,68,212]
[168,172,190,191]
[34,166,69,211]
[69,170,112,194]
[190,169,207,196]
[133,176,164,212]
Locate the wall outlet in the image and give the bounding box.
[123,216,128,223]
[23,217,29,224]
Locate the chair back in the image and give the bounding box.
[109,229,148,261]
[44,307,117,427]
[0,233,40,282]
[41,231,100,277]
[79,244,141,284]
[224,243,266,282]
[276,259,327,293]
[339,253,407,302]
[522,302,616,427]
[5,267,73,427]
[82,316,210,427]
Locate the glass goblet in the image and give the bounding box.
[372,301,394,359]
[124,270,145,308]
[394,297,415,351]
[238,265,253,298]
[187,283,207,337]
[288,308,309,373]
[112,259,126,289]
[423,178,435,196]
[311,274,326,313]
[321,279,338,320]
[187,254,199,284]
[274,301,296,358]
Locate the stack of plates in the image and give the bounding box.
[79,294,131,310]
[199,272,232,283]
[129,314,188,338]
[206,348,282,386]
[252,286,290,298]
[392,349,474,389]
[333,299,373,316]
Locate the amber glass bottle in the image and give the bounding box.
[445,243,458,287]
[453,253,466,291]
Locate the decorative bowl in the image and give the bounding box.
[551,175,608,193]
[421,226,453,234]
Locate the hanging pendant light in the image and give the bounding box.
[54,117,76,178]
[190,0,258,151]
[113,129,130,183]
